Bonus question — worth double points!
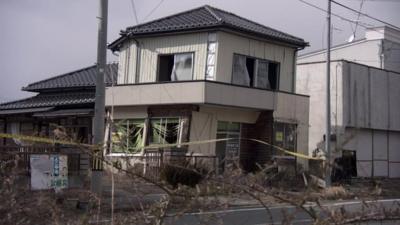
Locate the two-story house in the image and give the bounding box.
[106,5,310,171]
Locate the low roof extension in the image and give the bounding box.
[23,63,118,92]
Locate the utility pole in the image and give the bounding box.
[325,0,332,187]
[91,0,108,195]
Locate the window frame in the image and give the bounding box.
[148,117,183,146]
[109,118,146,155]
[156,52,195,82]
[230,53,280,90]
[272,122,297,155]
[216,121,242,172]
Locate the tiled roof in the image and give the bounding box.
[23,63,118,92]
[110,5,307,50]
[0,92,95,110]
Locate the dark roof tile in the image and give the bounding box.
[23,63,118,92]
[110,5,307,50]
[0,92,95,110]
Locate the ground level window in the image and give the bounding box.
[273,122,297,154]
[111,119,145,153]
[149,118,182,145]
[158,53,193,82]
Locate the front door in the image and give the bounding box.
[216,121,241,172]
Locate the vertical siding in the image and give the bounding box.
[117,45,127,84]
[117,40,137,84]
[216,31,296,92]
[117,33,209,83]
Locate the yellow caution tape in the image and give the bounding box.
[0,133,93,147]
[0,133,323,161]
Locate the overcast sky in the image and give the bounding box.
[0,0,399,102]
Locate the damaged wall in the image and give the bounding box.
[296,60,400,177]
[117,32,209,84]
[216,31,296,92]
[188,105,260,156]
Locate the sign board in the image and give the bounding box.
[30,154,68,190]
[275,131,284,142]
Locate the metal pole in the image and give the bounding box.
[91,0,108,195]
[325,0,332,187]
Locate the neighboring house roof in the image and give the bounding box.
[0,92,95,110]
[109,5,308,50]
[23,63,118,92]
[298,38,367,59]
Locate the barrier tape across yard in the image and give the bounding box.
[0,133,323,161]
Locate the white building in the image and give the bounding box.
[296,27,400,178]
[298,26,400,73]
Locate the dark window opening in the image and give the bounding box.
[332,150,357,182]
[246,58,255,86]
[158,53,193,82]
[158,55,174,82]
[232,54,280,90]
[268,62,279,90]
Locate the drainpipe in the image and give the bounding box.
[379,40,384,69]
[292,49,298,93]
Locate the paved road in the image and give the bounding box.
[163,199,400,225]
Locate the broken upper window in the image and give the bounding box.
[232,54,250,86]
[232,54,279,90]
[158,53,193,82]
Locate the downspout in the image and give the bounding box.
[292,49,298,93]
[379,40,384,69]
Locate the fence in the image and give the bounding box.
[0,145,83,175]
[136,149,218,182]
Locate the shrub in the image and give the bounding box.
[160,163,208,188]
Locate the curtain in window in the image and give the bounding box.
[171,53,193,81]
[232,54,250,86]
[256,60,270,89]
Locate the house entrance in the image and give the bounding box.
[216,121,241,173]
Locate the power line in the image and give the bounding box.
[143,0,165,21]
[352,0,365,37]
[347,0,400,2]
[331,0,400,30]
[298,0,383,34]
[129,0,139,25]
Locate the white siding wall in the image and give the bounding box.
[342,62,400,131]
[216,31,297,92]
[383,40,400,74]
[117,40,137,84]
[117,33,209,84]
[273,92,310,169]
[298,40,382,69]
[296,61,344,155]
